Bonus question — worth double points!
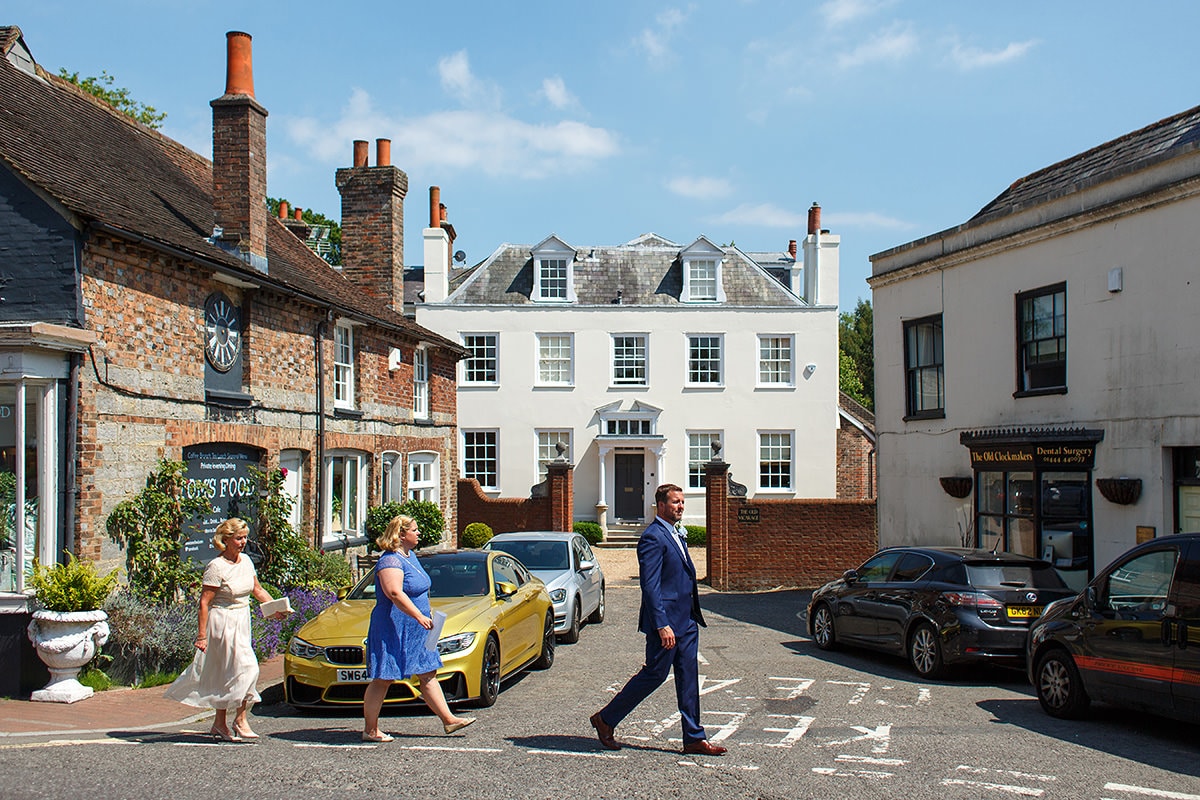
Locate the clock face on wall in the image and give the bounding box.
[204,292,242,372]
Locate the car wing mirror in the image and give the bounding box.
[495,581,518,600]
[579,559,596,572]
[337,586,349,600]
[843,569,859,583]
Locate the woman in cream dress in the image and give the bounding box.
[166,517,285,741]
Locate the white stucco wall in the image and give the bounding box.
[870,179,1200,571]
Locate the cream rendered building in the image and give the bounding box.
[417,205,841,530]
[869,105,1200,588]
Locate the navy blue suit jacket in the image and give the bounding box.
[636,517,706,636]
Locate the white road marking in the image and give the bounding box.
[768,677,816,699]
[679,759,759,771]
[293,743,377,749]
[0,739,140,750]
[812,766,894,780]
[828,680,872,705]
[527,749,626,760]
[762,714,815,747]
[955,765,1056,783]
[698,676,742,696]
[1104,784,1200,800]
[836,754,909,766]
[941,778,1044,797]
[704,712,746,743]
[398,745,503,753]
[819,724,892,754]
[697,651,709,665]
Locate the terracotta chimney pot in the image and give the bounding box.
[294,207,303,220]
[807,202,822,236]
[440,203,447,223]
[429,186,441,228]
[353,140,369,168]
[279,200,289,219]
[376,138,391,167]
[223,31,255,97]
[788,239,797,258]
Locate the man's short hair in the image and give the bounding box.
[655,483,684,505]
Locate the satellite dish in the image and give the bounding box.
[453,250,467,264]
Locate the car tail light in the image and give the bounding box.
[941,591,1003,618]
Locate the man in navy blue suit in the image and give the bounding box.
[589,483,726,756]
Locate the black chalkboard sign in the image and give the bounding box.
[182,443,262,565]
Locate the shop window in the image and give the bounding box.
[1017,283,1066,394]
[325,451,367,544]
[0,382,56,596]
[904,315,944,418]
[977,470,1037,557]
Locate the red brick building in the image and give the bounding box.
[0,28,464,693]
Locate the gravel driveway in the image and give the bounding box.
[592,545,707,586]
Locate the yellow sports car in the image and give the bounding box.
[284,549,555,708]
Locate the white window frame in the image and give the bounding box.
[380,450,403,504]
[536,430,572,479]
[757,334,795,387]
[680,238,726,303]
[686,431,723,490]
[413,346,429,420]
[757,430,794,492]
[536,333,575,387]
[333,322,355,409]
[280,449,304,534]
[324,450,368,544]
[686,333,724,387]
[407,451,439,503]
[531,236,577,303]
[611,333,648,387]
[462,429,499,491]
[0,380,58,598]
[462,332,498,386]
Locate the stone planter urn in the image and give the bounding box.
[26,609,110,703]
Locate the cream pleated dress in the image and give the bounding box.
[165,554,261,710]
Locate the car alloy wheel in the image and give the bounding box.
[1035,649,1090,719]
[908,622,945,678]
[587,585,605,624]
[533,611,556,669]
[561,602,581,644]
[812,603,837,651]
[472,636,501,708]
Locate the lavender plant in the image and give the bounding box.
[251,586,337,661]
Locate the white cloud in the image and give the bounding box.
[280,89,619,180]
[635,6,691,64]
[438,50,501,108]
[950,39,1038,70]
[540,76,576,110]
[713,203,806,228]
[837,22,918,69]
[819,0,895,27]
[823,210,913,231]
[667,176,733,199]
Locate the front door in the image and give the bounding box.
[1180,486,1200,532]
[614,453,644,521]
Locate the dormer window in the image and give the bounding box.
[531,235,577,303]
[680,237,726,303]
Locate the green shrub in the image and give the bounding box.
[460,522,493,548]
[302,550,353,590]
[78,665,114,692]
[29,553,120,612]
[366,500,444,550]
[684,525,707,546]
[102,590,196,685]
[574,521,603,545]
[134,670,180,689]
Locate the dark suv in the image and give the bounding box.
[807,547,1075,678]
[1027,532,1200,723]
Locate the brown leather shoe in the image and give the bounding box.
[589,712,621,750]
[682,739,727,756]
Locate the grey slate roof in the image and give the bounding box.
[0,25,460,350]
[446,235,805,307]
[971,103,1200,223]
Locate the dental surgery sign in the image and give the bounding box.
[969,442,1097,470]
[181,443,262,564]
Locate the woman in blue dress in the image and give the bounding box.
[362,515,475,742]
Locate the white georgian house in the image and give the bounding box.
[869,103,1200,589]
[417,207,841,530]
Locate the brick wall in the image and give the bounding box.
[76,232,459,563]
[837,424,876,499]
[705,460,877,591]
[456,462,573,542]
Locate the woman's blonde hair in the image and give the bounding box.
[213,517,249,552]
[376,515,416,552]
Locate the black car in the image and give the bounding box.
[807,547,1075,678]
[1027,533,1200,723]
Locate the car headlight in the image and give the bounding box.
[288,636,326,660]
[437,631,477,656]
[549,588,567,603]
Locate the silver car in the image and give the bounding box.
[484,532,605,643]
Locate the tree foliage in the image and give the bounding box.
[58,69,166,129]
[267,197,342,266]
[839,298,874,411]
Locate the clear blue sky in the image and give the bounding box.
[12,2,1200,305]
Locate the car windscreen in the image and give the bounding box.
[489,540,569,571]
[347,555,490,599]
[964,562,1069,590]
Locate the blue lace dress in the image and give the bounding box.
[366,550,443,680]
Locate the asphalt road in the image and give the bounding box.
[1,582,1198,800]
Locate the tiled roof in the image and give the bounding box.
[971,103,1200,223]
[0,26,460,351]
[446,237,805,307]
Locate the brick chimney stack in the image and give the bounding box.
[336,138,408,311]
[211,31,269,273]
